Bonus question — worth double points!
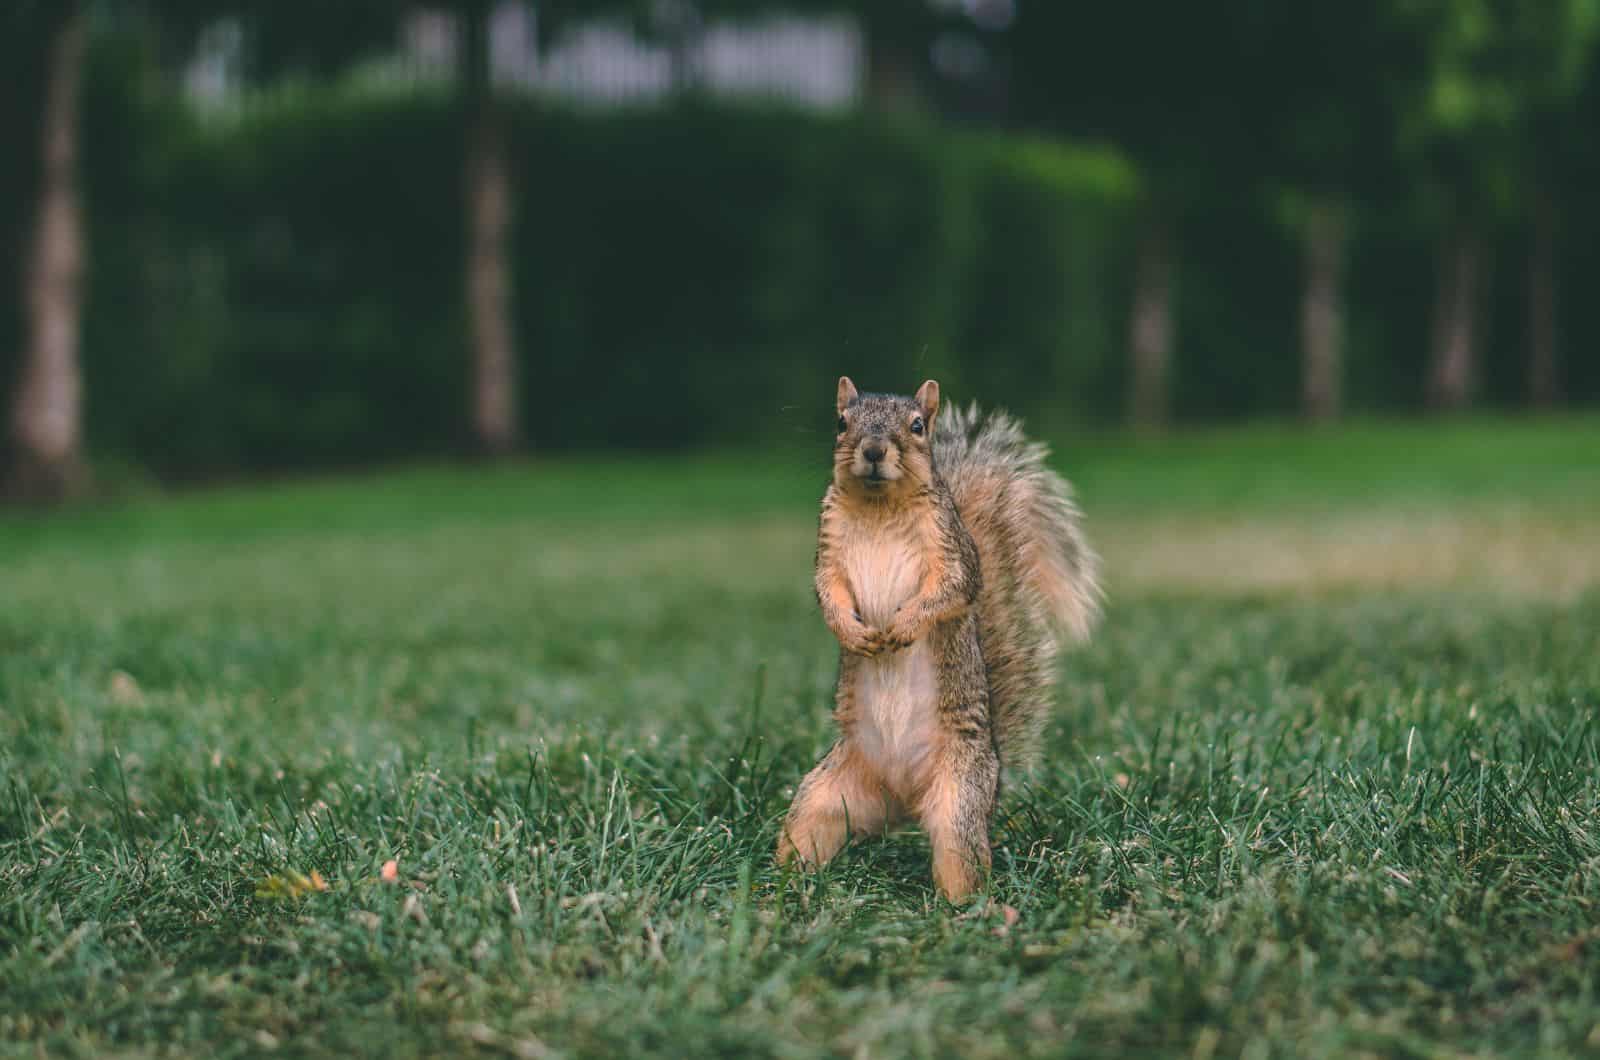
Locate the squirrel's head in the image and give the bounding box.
[832,377,940,497]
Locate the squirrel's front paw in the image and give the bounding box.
[857,626,913,655]
[877,614,920,651]
[839,623,885,657]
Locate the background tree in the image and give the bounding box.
[462,0,517,455]
[7,1,87,499]
[7,0,89,501]
[1510,3,1600,407]
[854,0,944,112]
[158,0,595,455]
[1390,0,1600,411]
[1009,2,1253,429]
[1249,1,1396,422]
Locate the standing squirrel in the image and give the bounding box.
[777,377,1100,901]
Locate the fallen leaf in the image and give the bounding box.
[254,870,330,901]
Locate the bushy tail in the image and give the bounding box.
[937,403,1101,768]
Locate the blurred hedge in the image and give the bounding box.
[12,42,1136,474]
[5,39,1597,478]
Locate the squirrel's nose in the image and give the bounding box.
[862,442,887,464]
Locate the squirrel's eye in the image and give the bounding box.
[837,415,847,434]
[910,417,925,436]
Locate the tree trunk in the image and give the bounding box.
[1128,218,1175,429]
[1426,226,1483,412]
[8,1,87,502]
[863,14,920,113]
[660,1,703,95]
[1300,202,1345,422]
[464,0,518,456]
[1527,197,1559,408]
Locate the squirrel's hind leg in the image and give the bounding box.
[777,740,891,869]
[918,733,999,902]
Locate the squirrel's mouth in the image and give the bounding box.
[844,453,903,486]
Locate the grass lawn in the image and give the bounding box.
[2,415,1599,1057]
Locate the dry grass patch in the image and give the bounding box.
[1098,503,1600,599]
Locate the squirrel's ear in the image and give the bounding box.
[915,379,940,423]
[836,376,859,415]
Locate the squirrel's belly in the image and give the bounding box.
[853,640,939,797]
[846,535,921,629]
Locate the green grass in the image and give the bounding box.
[2,416,1599,1057]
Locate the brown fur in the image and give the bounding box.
[937,402,1101,766]
[777,378,1099,900]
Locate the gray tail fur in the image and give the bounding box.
[936,403,1101,767]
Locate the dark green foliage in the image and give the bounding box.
[37,46,1138,471]
[7,32,1600,479]
[2,419,1599,1055]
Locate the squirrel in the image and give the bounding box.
[776,377,1100,901]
